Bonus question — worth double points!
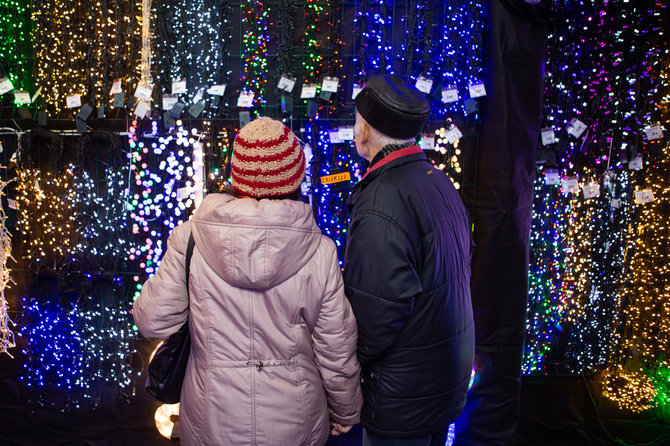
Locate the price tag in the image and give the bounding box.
[110,79,123,95]
[208,84,226,96]
[162,95,178,110]
[277,75,296,93]
[300,84,317,99]
[134,83,154,101]
[610,198,621,209]
[6,198,16,210]
[237,91,255,108]
[567,118,587,138]
[320,172,351,185]
[321,76,339,93]
[172,79,187,95]
[352,84,364,100]
[545,170,560,185]
[66,94,82,108]
[176,186,193,201]
[420,134,435,151]
[561,178,579,194]
[134,99,150,118]
[628,155,643,171]
[31,86,42,103]
[0,76,13,95]
[635,188,655,204]
[441,86,459,103]
[541,127,556,146]
[193,88,204,104]
[445,126,463,144]
[14,91,31,104]
[329,131,343,144]
[468,82,487,98]
[339,127,354,141]
[645,126,664,141]
[415,76,433,94]
[582,182,600,199]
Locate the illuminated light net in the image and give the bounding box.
[0,179,16,357]
[127,119,200,306]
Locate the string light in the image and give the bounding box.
[127,119,200,308]
[523,1,669,414]
[152,0,231,111]
[0,0,31,93]
[0,179,15,357]
[32,0,141,114]
[240,0,269,112]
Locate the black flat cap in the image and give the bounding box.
[355,74,430,139]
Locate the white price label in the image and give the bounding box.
[645,126,664,141]
[635,188,655,204]
[445,126,463,144]
[352,84,364,100]
[441,87,459,103]
[172,79,187,95]
[329,131,343,144]
[415,76,433,94]
[321,76,339,93]
[567,118,587,138]
[134,83,154,101]
[0,77,13,95]
[541,128,556,146]
[134,99,151,118]
[237,91,255,108]
[110,79,123,95]
[277,76,296,93]
[208,84,226,96]
[162,95,178,110]
[339,127,355,141]
[6,198,16,210]
[176,186,194,201]
[420,134,435,151]
[193,88,204,104]
[66,94,82,108]
[582,182,600,199]
[31,86,42,103]
[628,155,643,171]
[300,84,317,99]
[545,170,560,185]
[561,178,579,194]
[610,198,621,209]
[468,82,487,98]
[14,91,31,104]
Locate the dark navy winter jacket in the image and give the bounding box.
[343,146,475,437]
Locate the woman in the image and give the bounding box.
[134,117,362,445]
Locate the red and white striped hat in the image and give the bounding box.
[231,117,306,198]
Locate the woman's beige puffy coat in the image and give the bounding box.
[134,194,362,446]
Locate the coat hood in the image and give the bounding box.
[191,193,323,290]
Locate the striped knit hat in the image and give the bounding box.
[231,117,306,198]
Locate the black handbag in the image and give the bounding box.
[145,232,195,404]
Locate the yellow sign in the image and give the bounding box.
[320,172,351,185]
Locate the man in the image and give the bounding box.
[344,74,475,446]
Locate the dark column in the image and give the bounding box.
[455,1,547,445]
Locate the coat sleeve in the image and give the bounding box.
[311,241,363,425]
[133,222,191,339]
[343,210,422,366]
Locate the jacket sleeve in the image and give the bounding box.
[343,210,422,366]
[133,222,191,339]
[311,241,363,425]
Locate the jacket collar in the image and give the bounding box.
[347,145,426,211]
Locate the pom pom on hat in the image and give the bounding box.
[231,117,306,198]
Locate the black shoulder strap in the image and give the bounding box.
[185,232,195,295]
